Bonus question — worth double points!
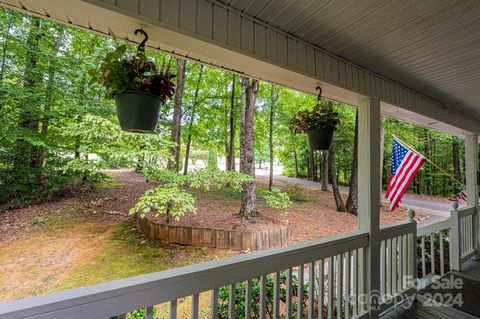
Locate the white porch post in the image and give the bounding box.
[465,134,479,257]
[358,98,381,318]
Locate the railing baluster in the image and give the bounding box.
[391,237,397,295]
[146,306,154,319]
[192,294,199,319]
[286,268,293,319]
[146,307,154,319]
[229,284,236,319]
[308,262,315,319]
[337,254,343,319]
[380,240,385,297]
[439,232,445,276]
[273,271,280,319]
[421,236,426,278]
[359,248,366,313]
[318,259,325,319]
[298,265,304,319]
[211,288,219,319]
[260,276,266,319]
[345,251,351,319]
[430,234,435,275]
[352,250,357,317]
[328,256,334,319]
[245,280,252,319]
[170,300,177,319]
[387,238,392,297]
[402,235,407,290]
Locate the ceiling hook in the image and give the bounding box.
[316,85,322,101]
[134,28,148,55]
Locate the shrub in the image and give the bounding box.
[263,187,293,209]
[130,185,196,223]
[144,168,186,186]
[61,158,107,183]
[286,184,311,202]
[207,148,219,172]
[188,169,253,192]
[126,307,157,319]
[217,272,309,318]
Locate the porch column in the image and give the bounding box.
[358,97,381,318]
[465,134,479,256]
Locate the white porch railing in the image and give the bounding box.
[0,230,369,319]
[0,204,476,319]
[377,211,417,312]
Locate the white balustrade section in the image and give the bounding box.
[0,230,369,319]
[377,209,417,312]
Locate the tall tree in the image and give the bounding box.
[168,58,186,172]
[452,136,461,193]
[321,150,328,191]
[329,142,346,212]
[34,30,62,168]
[15,16,43,169]
[346,110,358,215]
[226,75,236,171]
[239,77,258,218]
[183,64,204,174]
[268,84,277,190]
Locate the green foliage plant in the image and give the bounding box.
[89,44,175,102]
[188,169,253,192]
[286,184,311,202]
[129,184,196,223]
[263,187,293,209]
[144,168,187,186]
[289,101,340,133]
[217,271,309,318]
[207,148,219,172]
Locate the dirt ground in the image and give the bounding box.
[0,170,424,302]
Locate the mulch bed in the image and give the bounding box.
[1,170,425,246]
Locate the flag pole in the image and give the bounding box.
[392,134,464,187]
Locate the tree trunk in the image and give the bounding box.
[0,17,12,109]
[34,31,62,168]
[183,65,204,175]
[239,77,258,218]
[168,58,186,172]
[452,136,461,193]
[268,84,275,190]
[321,150,328,191]
[15,17,43,169]
[227,75,236,171]
[424,129,433,196]
[329,142,346,212]
[346,110,359,215]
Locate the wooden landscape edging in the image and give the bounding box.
[134,214,291,251]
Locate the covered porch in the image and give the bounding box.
[1,0,480,318]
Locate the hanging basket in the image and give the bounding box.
[115,92,162,133]
[306,128,335,151]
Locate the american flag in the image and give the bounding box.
[385,139,426,211]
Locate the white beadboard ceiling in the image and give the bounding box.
[217,0,480,119]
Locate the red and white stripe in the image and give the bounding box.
[386,152,425,211]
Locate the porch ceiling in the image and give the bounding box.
[1,0,480,136]
[218,0,480,120]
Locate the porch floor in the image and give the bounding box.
[381,259,480,319]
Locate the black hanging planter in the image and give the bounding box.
[115,92,162,133]
[306,128,335,151]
